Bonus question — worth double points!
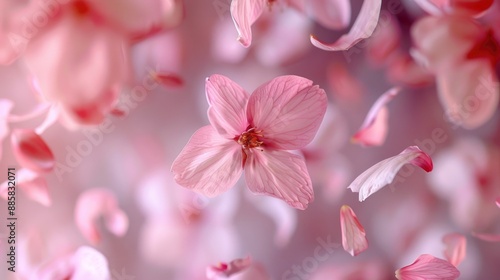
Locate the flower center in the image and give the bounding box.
[236,127,263,149]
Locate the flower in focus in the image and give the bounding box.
[172,74,327,209]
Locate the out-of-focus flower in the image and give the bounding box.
[206,256,252,279]
[74,188,129,245]
[172,74,327,209]
[340,205,368,256]
[411,15,500,129]
[395,254,460,280]
[352,87,400,147]
[348,146,433,201]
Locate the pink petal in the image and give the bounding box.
[11,129,55,173]
[206,256,252,279]
[395,254,460,280]
[230,0,267,47]
[413,0,493,16]
[436,59,499,129]
[71,246,111,280]
[310,0,382,51]
[248,195,297,246]
[442,233,466,267]
[340,205,368,256]
[75,188,129,244]
[352,87,400,146]
[247,75,327,150]
[206,74,250,137]
[308,0,351,30]
[496,197,500,208]
[171,125,243,197]
[0,168,50,206]
[348,146,433,201]
[35,106,60,135]
[471,232,500,242]
[387,54,434,87]
[152,71,184,87]
[244,149,313,210]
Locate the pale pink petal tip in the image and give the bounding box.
[348,146,433,201]
[442,233,466,267]
[72,246,111,280]
[206,256,252,279]
[395,254,460,280]
[75,188,129,244]
[340,205,368,257]
[352,87,400,146]
[0,168,51,206]
[310,0,382,51]
[471,232,500,242]
[11,129,55,173]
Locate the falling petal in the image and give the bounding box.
[442,233,466,267]
[348,146,433,201]
[340,205,368,256]
[310,0,382,51]
[11,129,55,173]
[230,0,267,47]
[395,254,460,280]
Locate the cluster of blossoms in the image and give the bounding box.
[1,0,500,279]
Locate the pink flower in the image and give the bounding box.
[395,254,460,280]
[340,205,368,256]
[172,75,327,209]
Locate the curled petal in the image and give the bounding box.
[247,75,327,150]
[11,129,55,173]
[442,233,466,267]
[230,0,267,47]
[352,87,400,146]
[75,188,129,244]
[244,149,313,210]
[206,74,250,137]
[340,205,368,256]
[348,146,433,201]
[171,126,243,197]
[436,59,499,129]
[310,0,382,51]
[206,256,252,279]
[395,254,460,280]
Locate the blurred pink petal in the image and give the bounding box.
[247,75,327,150]
[24,7,128,125]
[496,197,500,208]
[348,146,433,201]
[206,256,252,279]
[206,74,250,138]
[327,63,364,103]
[248,195,297,246]
[308,0,351,30]
[35,106,60,134]
[471,232,500,242]
[411,16,485,71]
[245,149,313,210]
[352,87,400,146]
[340,205,368,256]
[436,58,499,129]
[36,246,110,280]
[11,129,55,173]
[442,233,466,267]
[6,102,51,123]
[230,0,267,47]
[0,168,50,206]
[395,254,460,280]
[366,14,401,65]
[75,188,129,244]
[310,0,382,51]
[171,126,243,197]
[387,54,434,87]
[413,0,493,16]
[151,71,184,87]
